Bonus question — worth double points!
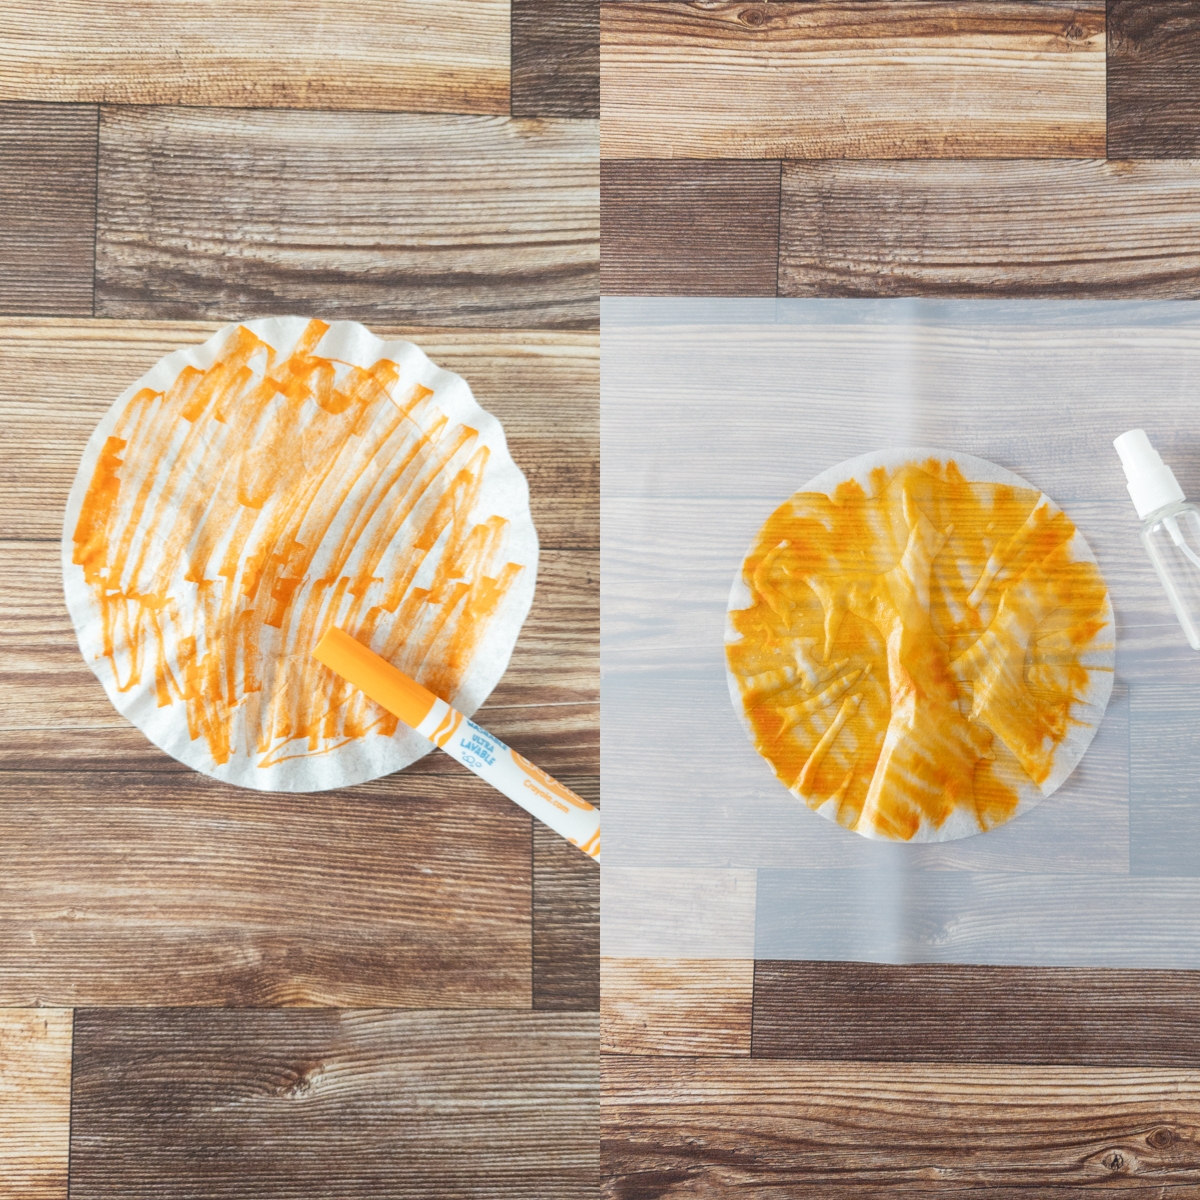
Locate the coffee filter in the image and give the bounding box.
[62,316,538,792]
[725,448,1115,842]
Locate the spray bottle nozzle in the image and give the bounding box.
[1114,428,1184,520]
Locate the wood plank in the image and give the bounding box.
[603,669,1128,872]
[601,957,752,1056]
[71,1009,598,1199]
[600,2,1105,159]
[0,319,597,550]
[601,869,756,958]
[0,770,530,1006]
[534,785,599,1010]
[0,103,96,317]
[780,160,1200,298]
[603,1057,1200,1193]
[513,0,599,119]
[0,2,509,114]
[0,1009,72,1200]
[0,704,598,779]
[753,961,1200,1066]
[95,108,598,329]
[0,539,595,769]
[1108,0,1200,157]
[601,160,780,296]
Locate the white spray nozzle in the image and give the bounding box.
[1114,428,1185,520]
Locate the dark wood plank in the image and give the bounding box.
[71,1008,598,1199]
[95,107,598,329]
[0,320,597,550]
[780,159,1200,298]
[0,770,531,1006]
[534,784,599,1010]
[0,103,96,317]
[601,2,1105,159]
[603,1056,1200,1195]
[754,961,1200,1066]
[0,2,508,114]
[513,0,599,119]
[1109,0,1200,157]
[601,957,752,1055]
[0,1008,72,1198]
[601,160,780,296]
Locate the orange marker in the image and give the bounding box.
[313,627,600,861]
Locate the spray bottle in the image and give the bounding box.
[1115,429,1200,650]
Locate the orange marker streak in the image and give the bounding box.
[72,320,524,769]
[728,461,1111,840]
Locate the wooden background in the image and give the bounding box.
[0,1,598,1195]
[600,2,1200,1196]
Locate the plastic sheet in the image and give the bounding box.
[602,298,1200,967]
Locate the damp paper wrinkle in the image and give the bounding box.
[62,316,538,792]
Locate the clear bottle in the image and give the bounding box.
[1115,429,1200,650]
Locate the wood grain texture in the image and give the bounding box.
[0,539,595,771]
[601,160,780,296]
[600,2,1105,159]
[0,770,530,1007]
[0,1009,72,1200]
[0,1,509,114]
[754,961,1200,1065]
[71,1008,598,1199]
[603,1057,1200,1194]
[1109,0,1200,157]
[601,957,752,1055]
[513,0,600,119]
[0,320,597,550]
[780,159,1200,298]
[95,107,599,328]
[0,103,96,317]
[535,786,600,1010]
[601,869,757,958]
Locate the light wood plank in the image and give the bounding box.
[534,786,600,1010]
[603,1057,1200,1192]
[1109,0,1200,158]
[0,1009,71,1200]
[601,869,757,958]
[513,0,599,119]
[0,103,96,317]
[71,1009,598,1199]
[600,2,1105,159]
[754,961,1200,1065]
[0,540,595,763]
[0,319,597,549]
[95,108,599,328]
[601,957,752,1056]
[0,770,531,1007]
[0,1,509,114]
[601,160,780,296]
[781,160,1200,298]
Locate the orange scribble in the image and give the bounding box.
[72,319,524,769]
[727,460,1112,840]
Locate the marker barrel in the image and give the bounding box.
[313,627,600,860]
[416,699,600,861]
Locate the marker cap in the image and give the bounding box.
[1114,428,1185,520]
[313,627,439,729]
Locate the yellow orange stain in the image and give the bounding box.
[72,319,524,769]
[726,461,1112,841]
